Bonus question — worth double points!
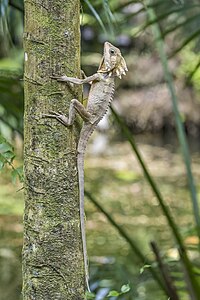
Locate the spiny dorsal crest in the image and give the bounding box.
[98,42,128,79]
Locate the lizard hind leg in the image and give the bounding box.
[70,99,92,122]
[43,98,92,127]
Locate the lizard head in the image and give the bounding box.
[98,42,128,78]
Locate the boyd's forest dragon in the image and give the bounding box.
[44,42,128,291]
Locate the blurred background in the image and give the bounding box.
[1,0,200,299]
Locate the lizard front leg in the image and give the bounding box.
[43,99,92,126]
[51,73,101,85]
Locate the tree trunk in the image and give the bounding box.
[23,1,85,299]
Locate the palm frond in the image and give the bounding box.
[162,13,200,37]
[102,0,116,39]
[83,0,107,34]
[186,57,200,84]
[170,28,200,57]
[146,1,200,247]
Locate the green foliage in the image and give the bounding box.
[0,134,23,183]
[0,60,24,137]
[111,106,200,297]
[11,165,23,184]
[178,45,200,91]
[86,190,167,294]
[83,0,107,35]
[86,284,131,299]
[0,38,23,138]
[0,1,23,137]
[82,0,116,40]
[87,107,200,298]
[82,0,200,76]
[0,135,15,168]
[107,283,131,296]
[147,2,200,237]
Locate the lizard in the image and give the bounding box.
[43,41,128,291]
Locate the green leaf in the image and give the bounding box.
[18,171,24,183]
[121,284,131,293]
[107,290,120,297]
[0,135,23,182]
[0,142,13,153]
[0,160,4,170]
[11,168,19,184]
[11,166,24,183]
[3,150,15,161]
[140,264,151,274]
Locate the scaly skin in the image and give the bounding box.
[43,42,128,292]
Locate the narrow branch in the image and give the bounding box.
[150,241,180,300]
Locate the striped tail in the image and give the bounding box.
[77,152,90,292]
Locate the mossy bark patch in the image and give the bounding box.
[23,1,85,299]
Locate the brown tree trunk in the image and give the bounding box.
[23,1,85,298]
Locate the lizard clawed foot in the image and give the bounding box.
[50,75,60,80]
[42,111,70,127]
[50,75,74,87]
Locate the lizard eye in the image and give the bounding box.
[109,48,116,55]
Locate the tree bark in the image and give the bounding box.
[23,1,85,299]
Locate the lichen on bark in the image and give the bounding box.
[23,1,85,299]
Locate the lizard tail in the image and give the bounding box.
[77,152,91,292]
